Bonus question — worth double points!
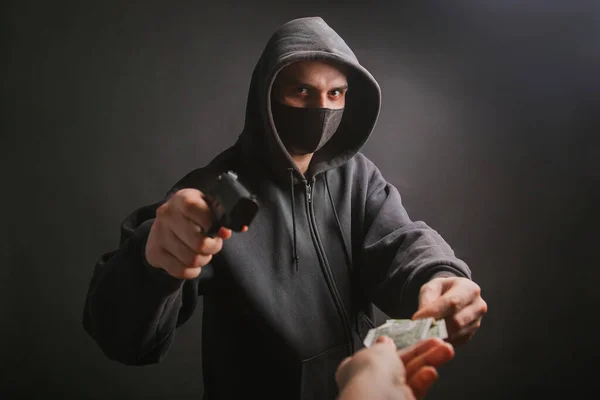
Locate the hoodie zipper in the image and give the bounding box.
[305,180,354,353]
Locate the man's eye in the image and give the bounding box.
[329,90,343,97]
[295,87,309,94]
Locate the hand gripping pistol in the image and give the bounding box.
[202,170,259,237]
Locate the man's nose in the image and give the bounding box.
[311,92,329,108]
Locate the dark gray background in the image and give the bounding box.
[3,1,599,399]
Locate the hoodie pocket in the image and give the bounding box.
[300,344,350,400]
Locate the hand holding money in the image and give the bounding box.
[362,320,453,400]
[363,318,448,349]
[338,334,454,400]
[413,276,487,346]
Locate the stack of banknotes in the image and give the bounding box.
[363,318,448,349]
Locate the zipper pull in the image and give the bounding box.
[306,184,312,202]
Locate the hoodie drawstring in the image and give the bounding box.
[287,170,352,275]
[288,168,300,272]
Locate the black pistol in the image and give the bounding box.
[203,170,259,237]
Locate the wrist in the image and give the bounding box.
[430,271,456,280]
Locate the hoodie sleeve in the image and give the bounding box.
[359,165,472,319]
[82,201,202,365]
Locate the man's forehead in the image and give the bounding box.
[277,60,348,84]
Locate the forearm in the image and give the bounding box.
[362,176,471,318]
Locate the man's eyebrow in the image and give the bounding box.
[286,79,349,90]
[286,79,314,88]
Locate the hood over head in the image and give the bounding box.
[237,17,382,182]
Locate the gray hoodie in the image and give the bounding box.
[83,16,471,399]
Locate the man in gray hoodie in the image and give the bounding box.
[83,16,487,399]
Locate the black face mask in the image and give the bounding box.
[271,100,344,154]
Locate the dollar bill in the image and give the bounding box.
[386,318,448,340]
[364,318,433,349]
[363,318,447,349]
[424,318,448,340]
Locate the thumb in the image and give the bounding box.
[375,335,395,346]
